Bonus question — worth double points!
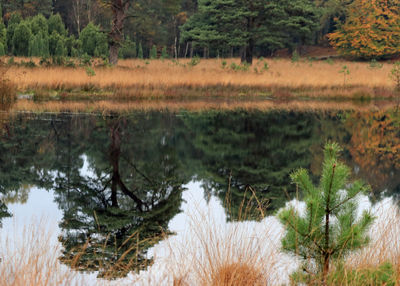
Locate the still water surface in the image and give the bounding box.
[0,108,399,283]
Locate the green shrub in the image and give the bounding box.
[291,50,299,63]
[120,38,137,59]
[138,43,143,59]
[368,59,383,69]
[21,59,36,68]
[188,56,200,67]
[221,60,227,69]
[230,62,250,71]
[39,56,51,67]
[326,262,396,286]
[150,45,157,59]
[0,43,5,56]
[79,53,92,66]
[7,57,14,66]
[161,46,168,59]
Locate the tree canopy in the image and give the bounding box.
[329,0,400,59]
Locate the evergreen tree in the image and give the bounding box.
[0,22,6,48]
[279,142,374,283]
[79,22,108,57]
[29,13,48,35]
[48,13,66,36]
[41,32,49,56]
[161,46,168,59]
[48,31,61,55]
[328,0,400,59]
[29,34,40,56]
[150,44,157,59]
[120,37,136,58]
[181,0,320,63]
[55,38,65,56]
[6,12,22,53]
[0,42,5,56]
[12,21,31,56]
[138,42,143,59]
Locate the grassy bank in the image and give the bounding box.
[7,98,399,114]
[6,57,400,100]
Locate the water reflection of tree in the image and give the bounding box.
[345,110,400,198]
[53,115,186,278]
[0,114,57,226]
[183,110,318,219]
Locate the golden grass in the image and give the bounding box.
[8,98,398,114]
[0,219,87,286]
[209,262,264,286]
[6,57,400,99]
[1,198,400,286]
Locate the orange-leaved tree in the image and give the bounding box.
[328,0,400,59]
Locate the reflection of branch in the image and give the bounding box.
[122,156,155,186]
[51,120,59,139]
[115,174,145,212]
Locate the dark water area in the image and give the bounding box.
[0,108,399,278]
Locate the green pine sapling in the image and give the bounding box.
[279,142,374,284]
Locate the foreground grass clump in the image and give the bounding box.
[279,142,374,284]
[209,262,264,286]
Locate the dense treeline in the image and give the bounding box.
[0,0,399,63]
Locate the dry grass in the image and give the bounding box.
[209,262,264,286]
[1,195,399,286]
[0,219,87,286]
[6,57,400,99]
[8,98,398,114]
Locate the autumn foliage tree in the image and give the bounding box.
[328,0,400,59]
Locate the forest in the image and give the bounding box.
[0,0,399,64]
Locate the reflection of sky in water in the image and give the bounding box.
[1,158,399,285]
[0,180,232,285]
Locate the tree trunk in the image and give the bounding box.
[323,251,330,284]
[184,42,189,58]
[240,46,246,63]
[174,17,178,60]
[190,41,193,58]
[245,38,254,65]
[109,0,130,66]
[244,17,254,65]
[203,46,207,59]
[110,121,121,208]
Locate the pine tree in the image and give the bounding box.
[0,42,5,56]
[12,21,32,56]
[161,46,168,59]
[29,34,40,56]
[279,142,374,284]
[181,0,320,64]
[138,42,143,59]
[55,38,65,56]
[150,44,157,59]
[48,13,67,36]
[328,0,400,59]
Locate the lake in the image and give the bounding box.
[0,104,399,285]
